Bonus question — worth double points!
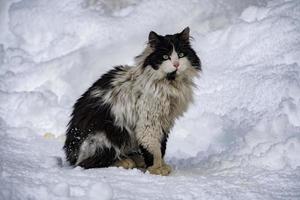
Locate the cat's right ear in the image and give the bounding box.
[148,31,160,48]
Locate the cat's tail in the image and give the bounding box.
[76,133,120,168]
[64,132,119,169]
[76,147,118,169]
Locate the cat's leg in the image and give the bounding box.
[138,133,172,176]
[160,132,172,173]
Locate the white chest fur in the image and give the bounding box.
[104,66,195,145]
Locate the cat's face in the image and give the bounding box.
[143,27,201,80]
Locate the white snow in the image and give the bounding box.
[1,0,300,199]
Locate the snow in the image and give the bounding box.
[0,0,300,199]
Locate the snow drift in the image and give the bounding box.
[0,0,300,199]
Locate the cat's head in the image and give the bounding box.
[142,27,201,80]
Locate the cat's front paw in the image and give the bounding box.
[147,164,172,176]
[162,163,172,173]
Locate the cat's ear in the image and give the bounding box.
[179,27,190,43]
[148,31,160,47]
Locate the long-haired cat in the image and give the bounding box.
[64,27,201,175]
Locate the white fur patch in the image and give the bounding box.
[177,57,190,74]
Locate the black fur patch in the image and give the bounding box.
[166,71,177,80]
[139,145,154,167]
[161,131,169,158]
[92,65,125,90]
[63,66,130,168]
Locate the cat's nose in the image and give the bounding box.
[173,61,179,68]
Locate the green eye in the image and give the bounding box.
[178,52,185,58]
[163,55,169,60]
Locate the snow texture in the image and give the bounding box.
[0,0,300,199]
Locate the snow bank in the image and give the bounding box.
[1,0,300,199]
[168,0,300,171]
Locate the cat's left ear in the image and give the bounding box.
[179,27,190,43]
[148,31,161,48]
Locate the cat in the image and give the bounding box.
[63,27,201,175]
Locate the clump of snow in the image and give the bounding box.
[0,0,300,199]
[240,6,270,22]
[89,182,113,200]
[51,182,69,197]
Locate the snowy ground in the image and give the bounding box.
[1,0,300,199]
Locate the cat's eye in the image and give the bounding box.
[178,52,185,58]
[163,55,169,60]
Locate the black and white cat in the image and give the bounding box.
[63,27,201,175]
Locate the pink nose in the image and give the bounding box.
[173,61,179,68]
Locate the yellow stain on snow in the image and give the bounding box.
[43,132,66,142]
[43,132,55,139]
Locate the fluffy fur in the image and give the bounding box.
[63,27,201,175]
